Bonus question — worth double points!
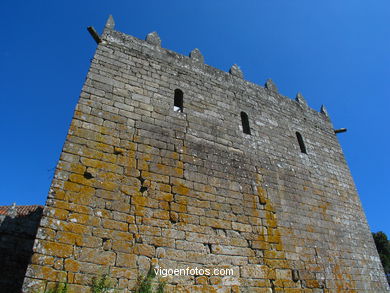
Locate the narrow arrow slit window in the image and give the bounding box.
[174,89,183,112]
[296,132,307,154]
[241,111,251,135]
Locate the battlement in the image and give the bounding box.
[98,15,329,122]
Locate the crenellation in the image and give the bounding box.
[189,48,204,64]
[101,28,332,122]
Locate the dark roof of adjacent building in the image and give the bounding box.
[0,205,43,217]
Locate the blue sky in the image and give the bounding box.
[1,1,389,236]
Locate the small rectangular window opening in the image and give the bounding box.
[174,89,183,112]
[296,132,307,154]
[241,111,251,135]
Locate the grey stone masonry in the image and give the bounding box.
[23,16,389,292]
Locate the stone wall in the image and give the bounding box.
[23,16,389,292]
[0,205,43,292]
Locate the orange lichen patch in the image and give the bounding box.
[111,267,136,279]
[99,172,123,181]
[31,253,55,266]
[169,151,180,160]
[277,289,302,293]
[251,173,305,290]
[69,173,95,186]
[56,231,83,245]
[64,188,95,205]
[122,141,137,151]
[112,231,134,242]
[173,167,184,177]
[172,185,190,196]
[112,240,133,253]
[52,189,66,200]
[306,224,315,233]
[26,264,67,282]
[77,186,96,198]
[138,153,152,162]
[67,213,100,226]
[117,154,131,166]
[132,195,148,206]
[94,142,115,153]
[142,171,169,183]
[313,189,324,196]
[200,218,231,230]
[149,236,172,247]
[305,279,321,288]
[137,158,149,171]
[121,185,140,196]
[101,152,117,163]
[125,167,140,177]
[195,276,209,285]
[102,218,128,232]
[77,148,104,161]
[178,213,189,224]
[265,259,290,269]
[332,263,357,293]
[133,244,155,258]
[264,250,285,259]
[150,182,171,192]
[63,222,91,235]
[175,160,184,169]
[97,180,118,191]
[46,207,69,220]
[80,157,123,173]
[150,163,184,178]
[256,186,268,205]
[232,222,252,233]
[174,284,220,293]
[131,195,147,216]
[70,163,86,174]
[80,235,102,248]
[78,248,116,266]
[38,240,74,258]
[153,210,170,220]
[64,181,81,192]
[318,201,330,219]
[265,213,278,228]
[64,259,80,272]
[52,200,92,215]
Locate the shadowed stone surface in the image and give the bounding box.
[0,205,43,292]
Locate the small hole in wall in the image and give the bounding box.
[140,186,148,193]
[83,171,93,179]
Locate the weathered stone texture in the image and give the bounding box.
[23,19,389,292]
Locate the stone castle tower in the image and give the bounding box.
[23,16,389,292]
